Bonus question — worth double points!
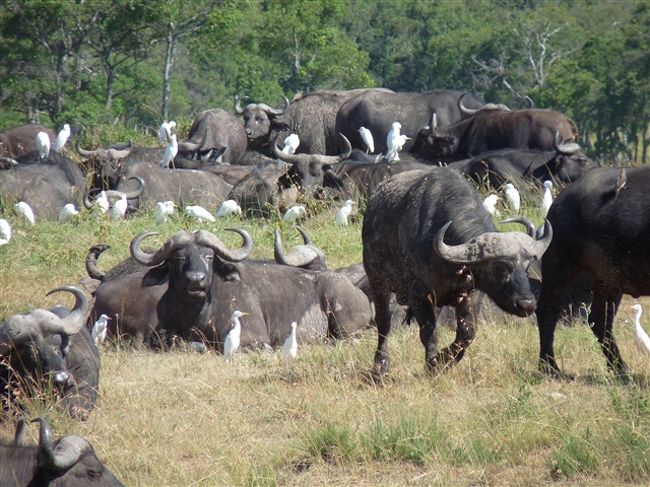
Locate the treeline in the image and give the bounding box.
[1,0,648,162]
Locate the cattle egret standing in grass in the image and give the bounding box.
[160,133,178,168]
[282,134,300,155]
[155,201,175,224]
[14,202,35,225]
[283,205,306,224]
[53,124,71,153]
[335,199,355,226]
[283,321,298,362]
[357,126,375,154]
[0,219,11,245]
[386,122,410,162]
[92,314,110,346]
[158,120,176,145]
[110,193,128,219]
[35,131,50,160]
[631,304,650,356]
[93,191,110,214]
[58,203,79,222]
[482,194,500,217]
[185,205,215,223]
[224,310,248,362]
[216,199,242,217]
[542,180,554,216]
[504,183,521,212]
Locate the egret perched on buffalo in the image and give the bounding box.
[155,201,175,224]
[357,126,375,154]
[185,205,215,223]
[216,199,242,217]
[160,133,178,168]
[335,199,355,226]
[158,120,176,145]
[631,304,650,357]
[53,124,71,153]
[0,218,11,245]
[224,310,248,362]
[386,122,410,162]
[35,131,50,160]
[503,183,521,212]
[14,201,35,225]
[282,134,300,155]
[283,205,306,224]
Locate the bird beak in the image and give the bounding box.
[240,312,250,316]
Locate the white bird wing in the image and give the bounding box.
[0,219,11,241]
[635,322,650,356]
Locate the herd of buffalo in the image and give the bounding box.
[1,87,648,486]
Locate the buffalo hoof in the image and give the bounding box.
[369,356,390,384]
[538,360,575,381]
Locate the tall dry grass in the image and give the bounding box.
[1,189,649,486]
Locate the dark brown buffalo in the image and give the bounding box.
[0,124,56,159]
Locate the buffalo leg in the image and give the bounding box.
[371,288,393,378]
[409,296,439,373]
[589,292,626,374]
[437,295,475,368]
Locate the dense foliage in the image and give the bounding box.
[1,0,648,162]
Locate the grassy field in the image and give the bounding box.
[1,195,649,486]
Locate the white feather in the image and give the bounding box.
[283,205,306,224]
[482,194,500,217]
[92,314,110,346]
[631,304,650,356]
[335,199,355,226]
[35,131,50,159]
[155,201,175,224]
[504,183,521,212]
[282,321,298,362]
[386,122,410,162]
[357,126,375,154]
[185,205,215,223]
[14,201,35,225]
[110,193,128,219]
[542,180,554,216]
[224,310,247,362]
[53,124,71,153]
[216,200,242,217]
[158,121,176,145]
[160,133,178,168]
[58,203,79,222]
[282,134,300,155]
[0,218,12,245]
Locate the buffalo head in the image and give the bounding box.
[235,94,290,141]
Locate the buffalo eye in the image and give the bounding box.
[492,261,514,280]
[87,469,103,480]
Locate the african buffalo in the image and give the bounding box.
[362,168,552,377]
[1,416,123,486]
[235,89,387,155]
[0,286,100,419]
[334,90,484,155]
[177,108,247,164]
[417,103,578,162]
[536,167,650,376]
[0,124,56,159]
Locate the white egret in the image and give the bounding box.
[93,191,110,214]
[110,193,128,219]
[58,203,79,222]
[160,133,178,168]
[282,321,298,362]
[482,194,500,217]
[357,126,375,154]
[185,205,215,223]
[335,199,355,226]
[224,310,248,362]
[631,304,650,356]
[542,180,554,216]
[282,133,300,155]
[155,201,175,224]
[0,218,11,245]
[53,124,71,153]
[35,131,50,160]
[216,199,242,217]
[386,122,410,162]
[283,205,306,224]
[158,120,176,145]
[92,314,110,346]
[503,183,521,212]
[14,201,35,225]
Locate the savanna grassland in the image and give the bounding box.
[1,185,649,486]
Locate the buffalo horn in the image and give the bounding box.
[258,96,290,116]
[273,229,317,268]
[194,227,253,263]
[500,216,536,238]
[45,286,89,335]
[296,226,313,245]
[85,244,110,280]
[0,156,19,167]
[75,139,98,158]
[458,93,479,115]
[177,136,203,152]
[130,230,193,266]
[34,417,89,470]
[553,130,580,154]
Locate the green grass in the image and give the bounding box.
[1,190,649,486]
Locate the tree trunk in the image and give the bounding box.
[161,22,176,121]
[106,68,115,110]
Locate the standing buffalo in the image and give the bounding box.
[0,286,100,419]
[334,90,484,155]
[362,168,551,378]
[1,416,123,486]
[536,167,650,376]
[235,89,387,155]
[0,124,56,159]
[177,108,247,164]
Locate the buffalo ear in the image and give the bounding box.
[271,121,290,130]
[215,261,241,282]
[142,266,169,286]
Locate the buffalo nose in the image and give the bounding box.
[516,299,536,315]
[246,128,253,136]
[53,371,70,384]
[187,272,206,285]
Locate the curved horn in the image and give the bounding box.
[295,226,312,245]
[15,417,28,446]
[234,94,245,114]
[500,216,536,238]
[458,93,479,115]
[194,227,253,262]
[177,138,202,152]
[274,229,318,268]
[106,140,133,161]
[130,230,193,266]
[85,244,110,280]
[532,219,553,258]
[45,286,88,335]
[122,176,145,199]
[552,130,580,154]
[259,96,290,116]
[273,139,301,164]
[434,221,483,264]
[524,95,534,108]
[75,139,98,158]
[34,417,89,470]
